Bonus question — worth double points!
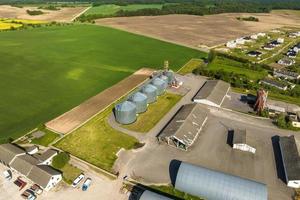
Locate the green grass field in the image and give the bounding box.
[208,56,267,80]
[54,104,139,172]
[122,93,181,133]
[0,24,204,140]
[85,4,163,16]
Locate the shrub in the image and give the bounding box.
[26,10,44,16]
[52,152,70,169]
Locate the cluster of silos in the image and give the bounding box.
[129,92,148,113]
[163,70,174,84]
[142,84,158,104]
[114,101,137,124]
[152,77,168,96]
[115,71,172,125]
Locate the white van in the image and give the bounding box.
[72,173,84,188]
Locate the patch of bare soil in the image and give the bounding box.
[45,68,154,134]
[0,5,87,22]
[96,12,300,48]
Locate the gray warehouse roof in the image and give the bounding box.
[233,129,247,144]
[193,80,230,106]
[34,149,57,162]
[159,104,208,147]
[279,136,300,181]
[139,190,173,200]
[175,162,267,200]
[0,143,25,165]
[28,165,61,188]
[10,154,40,176]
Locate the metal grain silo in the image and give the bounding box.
[152,77,166,95]
[165,70,174,83]
[115,101,137,124]
[160,75,169,85]
[129,92,148,113]
[142,84,157,104]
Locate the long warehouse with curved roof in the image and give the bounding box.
[174,162,268,200]
[139,190,173,200]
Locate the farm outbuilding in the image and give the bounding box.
[115,101,137,125]
[193,80,230,107]
[152,77,166,95]
[158,104,208,150]
[279,135,300,188]
[142,84,157,104]
[129,92,148,114]
[174,162,268,200]
[138,190,173,200]
[0,143,25,166]
[231,129,256,154]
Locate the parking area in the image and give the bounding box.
[0,163,127,200]
[125,108,297,200]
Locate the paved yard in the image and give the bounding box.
[124,108,297,200]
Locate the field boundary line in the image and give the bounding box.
[52,72,151,140]
[94,23,210,53]
[13,128,38,143]
[71,6,91,21]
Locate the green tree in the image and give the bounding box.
[52,152,70,169]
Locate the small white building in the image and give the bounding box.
[274,69,300,80]
[277,38,285,44]
[290,112,300,128]
[278,58,295,66]
[279,136,300,188]
[231,129,256,154]
[34,149,58,165]
[26,146,39,155]
[226,41,237,48]
[236,38,245,45]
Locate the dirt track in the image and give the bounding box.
[0,5,87,22]
[45,68,153,134]
[96,12,300,48]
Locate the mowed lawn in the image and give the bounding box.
[0,24,204,140]
[54,104,138,172]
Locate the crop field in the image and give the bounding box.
[0,5,87,22]
[0,18,46,30]
[97,11,300,48]
[85,4,163,16]
[0,24,203,140]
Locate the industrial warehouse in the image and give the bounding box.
[279,136,300,189]
[157,104,209,150]
[174,162,268,200]
[193,80,230,107]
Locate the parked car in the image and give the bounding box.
[82,178,92,191]
[30,184,43,195]
[3,170,12,180]
[21,189,36,200]
[14,177,27,190]
[72,173,84,188]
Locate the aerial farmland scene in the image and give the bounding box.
[0,0,300,200]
